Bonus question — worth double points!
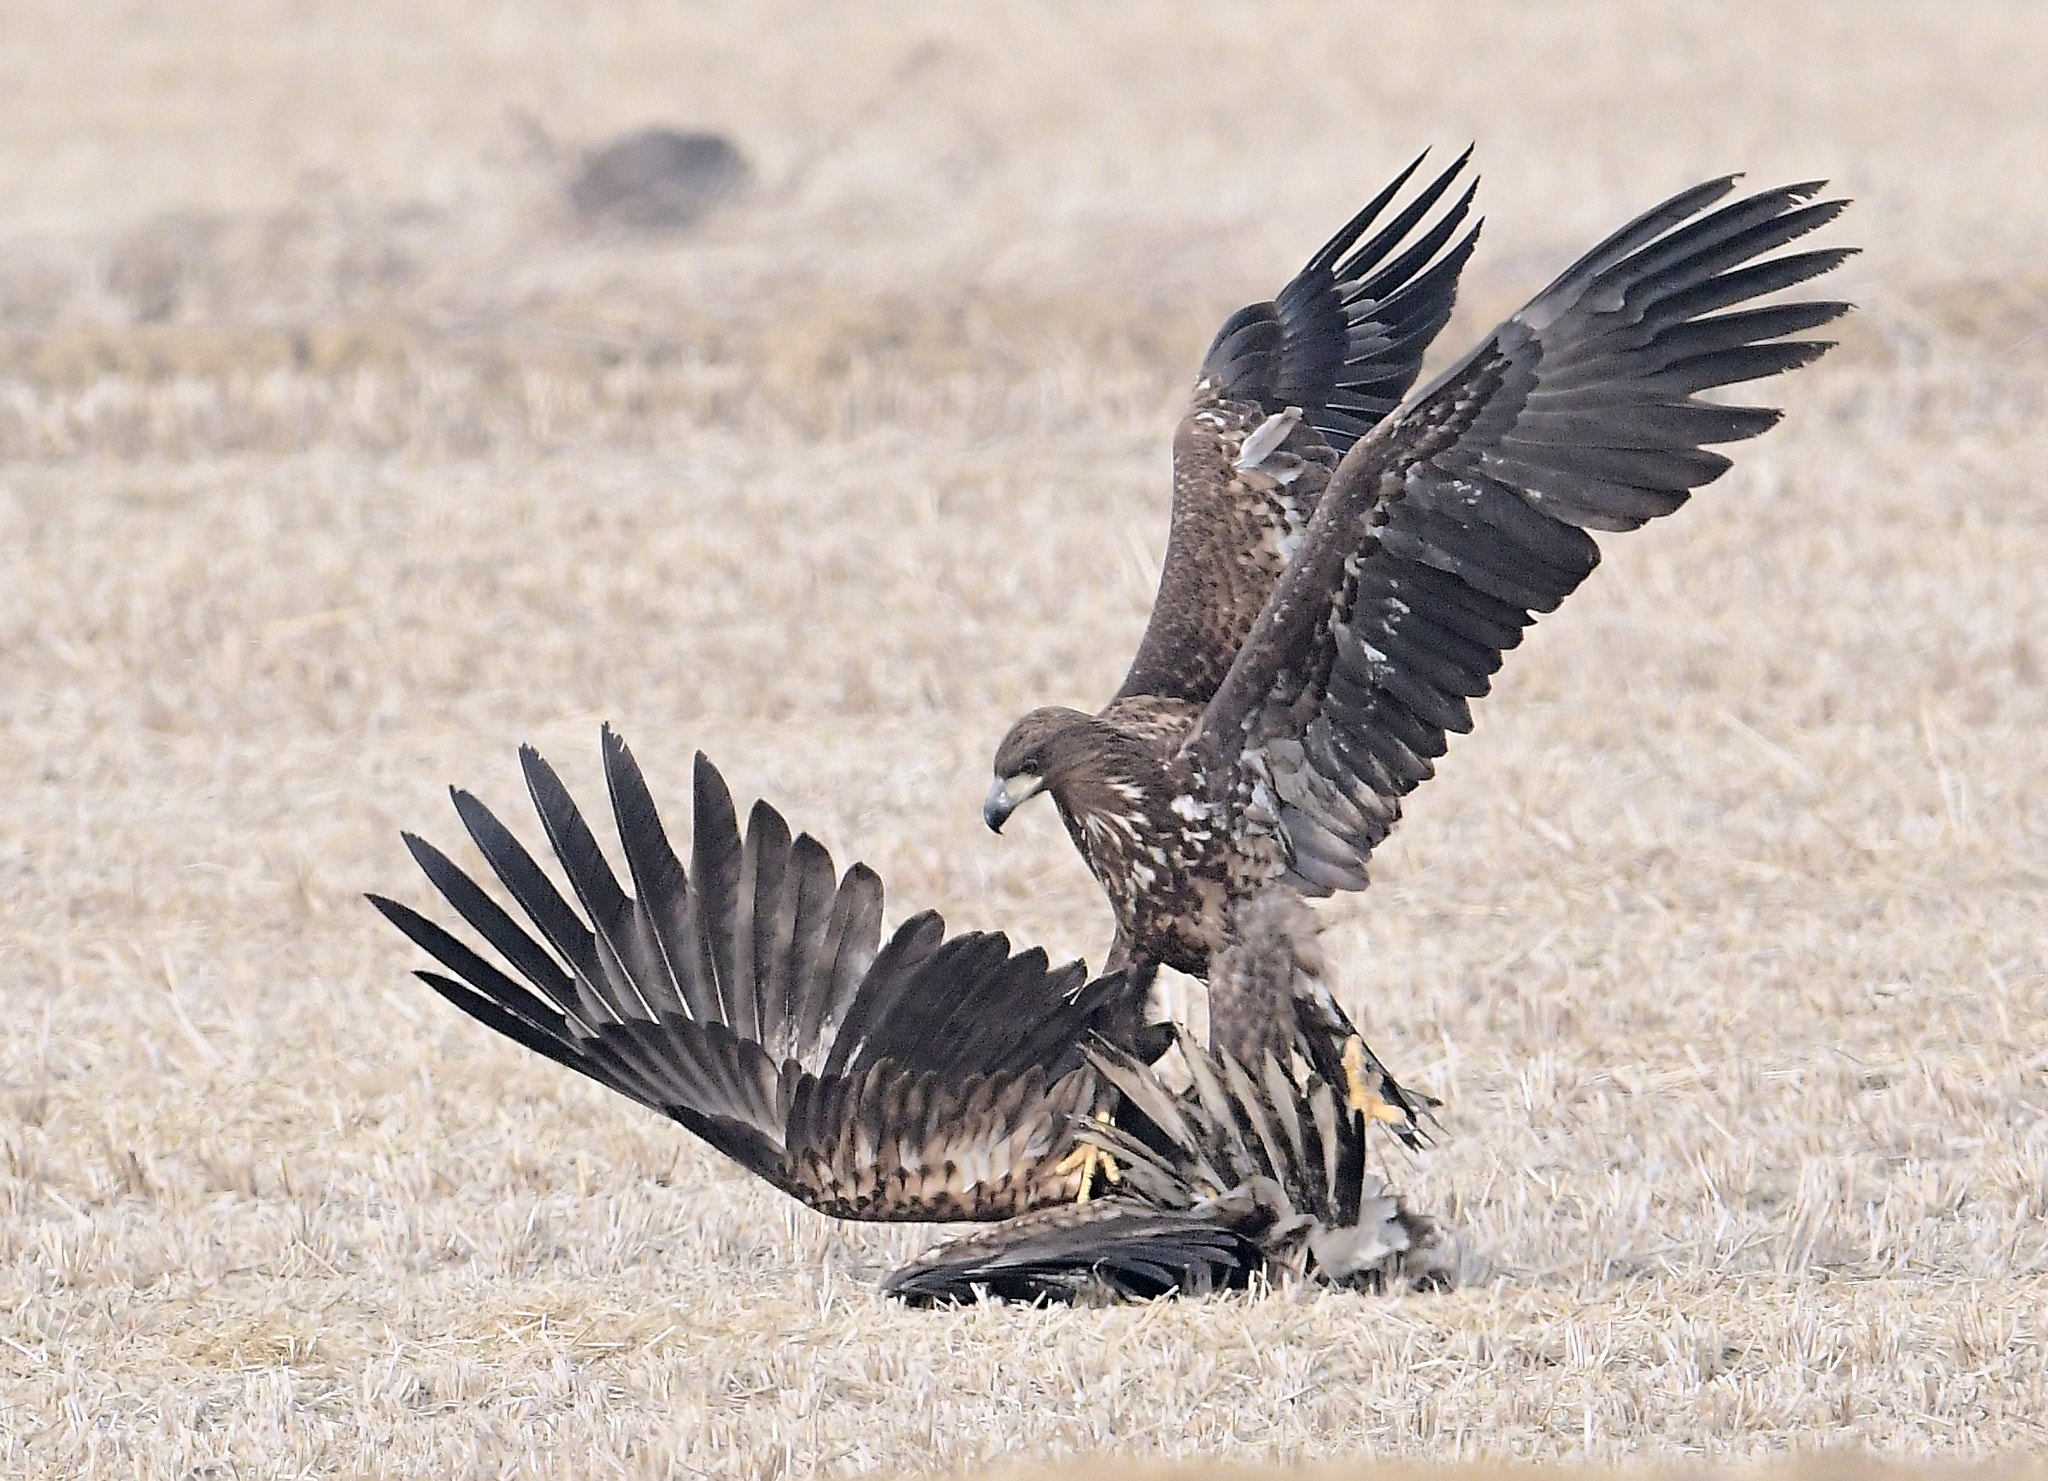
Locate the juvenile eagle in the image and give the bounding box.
[986,165,1854,1065]
[371,729,1447,1303]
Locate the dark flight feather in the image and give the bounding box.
[1188,178,1853,892]
[1201,146,1480,445]
[371,728,1130,1225]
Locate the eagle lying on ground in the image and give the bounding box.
[986,160,1854,1071]
[370,730,1450,1303]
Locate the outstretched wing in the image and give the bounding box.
[1117,150,1481,706]
[369,727,1132,1221]
[1190,177,1855,892]
[1200,146,1481,450]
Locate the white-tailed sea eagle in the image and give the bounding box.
[987,162,1853,1069]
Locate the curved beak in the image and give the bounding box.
[982,772,1045,834]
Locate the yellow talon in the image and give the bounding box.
[1343,1036,1409,1128]
[1055,1110,1122,1203]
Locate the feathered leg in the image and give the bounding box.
[1097,947,1176,1064]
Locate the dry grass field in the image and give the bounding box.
[3,1,2047,1474]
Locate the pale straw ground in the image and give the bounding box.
[2,2,2047,1476]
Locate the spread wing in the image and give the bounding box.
[369,727,1131,1222]
[1117,149,1481,706]
[1189,177,1855,891]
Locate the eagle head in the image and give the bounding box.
[986,706,1126,834]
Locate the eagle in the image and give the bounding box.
[370,729,1450,1304]
[985,164,1854,1070]
[369,157,1856,1303]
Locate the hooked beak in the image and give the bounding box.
[982,772,1046,833]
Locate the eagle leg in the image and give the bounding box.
[1097,950,1176,1065]
[1054,1109,1123,1204]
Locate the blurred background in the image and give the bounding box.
[3,0,2042,461]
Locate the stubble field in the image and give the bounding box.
[3,2,2047,1475]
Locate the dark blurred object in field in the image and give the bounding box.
[104,212,222,323]
[569,127,751,231]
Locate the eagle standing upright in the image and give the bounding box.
[985,160,1854,1070]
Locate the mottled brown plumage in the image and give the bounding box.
[1117,148,1481,712]
[989,168,1855,1068]
[986,153,1483,995]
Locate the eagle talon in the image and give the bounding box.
[1055,1110,1123,1203]
[1342,1036,1410,1130]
